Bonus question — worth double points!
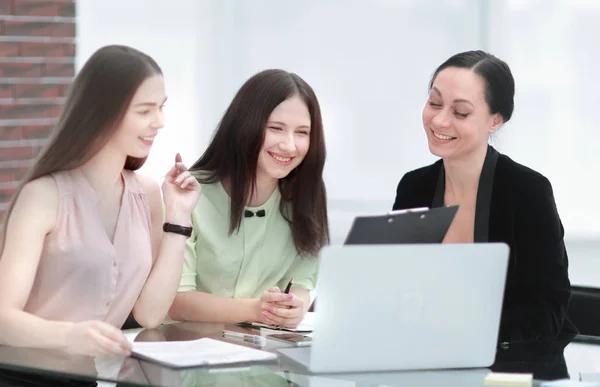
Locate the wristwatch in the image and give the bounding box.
[162,222,193,237]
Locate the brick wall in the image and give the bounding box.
[0,0,75,222]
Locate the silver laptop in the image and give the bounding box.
[278,243,509,373]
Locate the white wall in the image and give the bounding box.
[76,0,209,178]
[487,0,600,241]
[77,0,599,285]
[214,0,486,243]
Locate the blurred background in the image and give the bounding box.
[1,0,599,286]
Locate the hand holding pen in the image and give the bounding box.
[259,278,305,328]
[256,282,293,324]
[283,277,293,294]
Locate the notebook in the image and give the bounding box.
[131,338,277,369]
[236,312,315,333]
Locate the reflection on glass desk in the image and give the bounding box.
[0,322,595,387]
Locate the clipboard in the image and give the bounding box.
[344,206,458,245]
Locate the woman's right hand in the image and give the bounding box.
[66,321,132,357]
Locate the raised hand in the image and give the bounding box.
[161,153,201,221]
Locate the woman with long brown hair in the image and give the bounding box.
[0,45,201,357]
[169,69,329,328]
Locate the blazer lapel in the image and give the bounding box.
[474,145,499,242]
[431,145,499,242]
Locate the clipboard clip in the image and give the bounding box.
[387,207,429,216]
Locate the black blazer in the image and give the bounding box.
[393,146,577,342]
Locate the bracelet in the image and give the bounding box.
[162,222,192,237]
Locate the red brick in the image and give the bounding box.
[18,163,32,176]
[0,126,23,141]
[14,83,63,98]
[19,42,70,57]
[22,124,53,139]
[0,0,13,14]
[0,163,33,183]
[58,1,74,17]
[0,42,19,57]
[0,172,16,184]
[0,84,12,99]
[0,103,58,119]
[0,186,17,203]
[52,105,63,117]
[0,62,43,77]
[43,62,74,77]
[63,42,75,56]
[4,21,75,38]
[59,84,70,96]
[0,125,53,140]
[0,145,40,162]
[13,0,58,17]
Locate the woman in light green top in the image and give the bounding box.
[169,69,329,328]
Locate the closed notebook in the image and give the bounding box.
[237,312,315,333]
[236,322,312,333]
[131,338,277,369]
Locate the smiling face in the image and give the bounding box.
[423,67,503,161]
[256,94,311,183]
[108,74,167,159]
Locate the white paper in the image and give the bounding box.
[131,338,277,368]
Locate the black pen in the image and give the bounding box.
[284,277,294,294]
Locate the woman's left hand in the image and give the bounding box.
[161,153,201,221]
[261,293,305,329]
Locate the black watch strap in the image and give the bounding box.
[162,222,192,237]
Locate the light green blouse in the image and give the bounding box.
[178,181,318,299]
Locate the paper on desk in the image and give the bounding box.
[131,338,277,369]
[237,311,316,333]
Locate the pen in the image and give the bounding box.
[222,330,266,346]
[284,277,294,294]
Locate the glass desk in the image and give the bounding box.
[0,322,596,386]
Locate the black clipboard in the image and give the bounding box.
[343,206,458,245]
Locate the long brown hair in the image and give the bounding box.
[0,45,162,249]
[190,69,329,256]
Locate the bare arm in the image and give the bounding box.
[132,175,190,328]
[132,159,201,329]
[0,178,130,355]
[0,177,70,348]
[169,291,259,323]
[170,286,305,326]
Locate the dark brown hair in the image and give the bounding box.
[1,45,162,248]
[190,69,329,256]
[430,50,515,123]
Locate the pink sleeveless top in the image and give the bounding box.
[23,169,153,328]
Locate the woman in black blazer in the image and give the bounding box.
[393,50,576,343]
